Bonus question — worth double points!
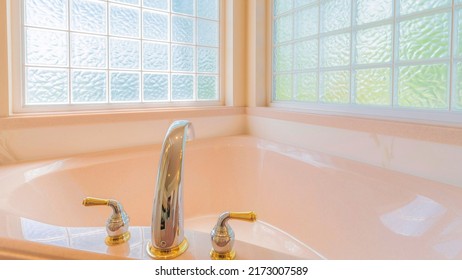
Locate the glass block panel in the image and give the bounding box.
[172,16,194,43]
[398,64,449,109]
[143,11,169,41]
[110,72,140,102]
[113,0,140,5]
[273,44,293,72]
[274,15,293,44]
[274,0,293,16]
[399,13,450,61]
[197,75,218,100]
[143,42,169,71]
[321,70,350,103]
[26,28,68,66]
[198,47,218,73]
[25,0,67,29]
[295,72,317,102]
[457,9,462,57]
[294,6,318,39]
[143,73,168,101]
[109,38,140,69]
[321,0,351,33]
[321,33,350,67]
[71,70,107,103]
[172,0,194,15]
[294,0,317,8]
[294,40,317,70]
[71,0,106,34]
[110,4,140,38]
[198,19,219,47]
[197,0,219,20]
[71,34,107,68]
[172,45,194,72]
[455,62,462,110]
[356,0,392,25]
[172,74,194,100]
[355,68,391,106]
[356,25,392,64]
[26,68,68,104]
[400,0,451,15]
[143,0,169,11]
[274,74,293,101]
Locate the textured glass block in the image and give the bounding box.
[321,33,350,67]
[295,72,317,102]
[456,62,462,110]
[457,9,462,57]
[71,34,107,68]
[274,15,293,44]
[143,74,168,101]
[26,28,68,66]
[398,64,448,109]
[273,74,293,101]
[71,0,106,34]
[26,68,68,104]
[71,70,107,103]
[172,16,194,43]
[172,0,194,15]
[172,45,194,72]
[197,47,218,73]
[400,0,450,15]
[197,0,219,20]
[294,0,317,8]
[321,71,350,103]
[273,45,293,72]
[113,0,140,5]
[143,0,168,11]
[172,74,194,100]
[399,13,450,61]
[355,68,391,106]
[321,0,351,33]
[356,25,392,64]
[143,11,169,41]
[356,0,392,25]
[198,19,219,47]
[110,4,140,38]
[110,38,140,69]
[295,6,318,39]
[110,72,140,102]
[197,75,218,100]
[274,0,293,15]
[25,0,67,29]
[294,40,317,70]
[143,42,169,70]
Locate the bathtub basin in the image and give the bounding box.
[0,135,462,259]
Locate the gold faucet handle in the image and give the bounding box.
[210,211,257,260]
[82,197,131,246]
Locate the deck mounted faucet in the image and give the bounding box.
[147,120,194,259]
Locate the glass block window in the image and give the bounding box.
[23,0,220,107]
[272,0,462,113]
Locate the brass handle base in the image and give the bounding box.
[146,238,189,259]
[105,231,131,246]
[210,249,236,260]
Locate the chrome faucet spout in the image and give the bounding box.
[147,120,193,259]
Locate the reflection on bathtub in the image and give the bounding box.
[24,161,67,183]
[380,195,447,237]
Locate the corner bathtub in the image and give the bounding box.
[0,136,461,259]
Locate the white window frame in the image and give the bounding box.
[269,0,462,126]
[9,0,225,115]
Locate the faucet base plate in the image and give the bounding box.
[146,238,189,260]
[105,231,131,246]
[210,249,236,260]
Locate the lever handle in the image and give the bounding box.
[210,211,257,260]
[82,197,131,246]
